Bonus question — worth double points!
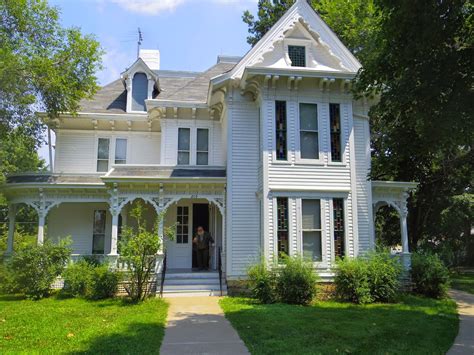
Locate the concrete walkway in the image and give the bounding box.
[448,290,474,355]
[160,297,250,355]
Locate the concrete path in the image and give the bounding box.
[160,297,250,355]
[448,290,474,355]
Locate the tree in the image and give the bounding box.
[356,0,473,251]
[0,0,103,142]
[119,202,174,302]
[243,0,379,64]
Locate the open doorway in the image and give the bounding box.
[192,203,209,269]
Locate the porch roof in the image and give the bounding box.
[103,166,226,181]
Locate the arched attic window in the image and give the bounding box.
[132,72,148,111]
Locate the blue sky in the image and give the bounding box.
[50,0,258,85]
[39,0,258,162]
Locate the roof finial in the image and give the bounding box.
[137,27,143,58]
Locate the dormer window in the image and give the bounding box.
[131,72,148,111]
[288,45,306,67]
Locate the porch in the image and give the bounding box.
[2,171,226,276]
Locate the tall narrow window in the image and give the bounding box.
[275,101,287,160]
[92,210,106,254]
[176,206,189,244]
[115,138,127,164]
[132,72,148,111]
[330,103,342,162]
[277,197,289,258]
[299,103,319,159]
[333,198,345,258]
[302,199,322,261]
[97,138,110,172]
[288,45,306,67]
[196,128,209,165]
[177,128,190,165]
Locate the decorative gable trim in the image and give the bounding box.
[227,0,361,81]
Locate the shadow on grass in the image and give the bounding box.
[221,296,459,355]
[68,322,165,355]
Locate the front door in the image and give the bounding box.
[166,204,192,269]
[192,204,210,268]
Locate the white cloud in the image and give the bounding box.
[106,0,255,15]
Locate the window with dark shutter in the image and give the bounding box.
[333,198,345,258]
[277,197,289,259]
[330,103,342,162]
[275,101,287,160]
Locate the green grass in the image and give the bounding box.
[220,296,458,354]
[451,272,474,294]
[0,295,168,354]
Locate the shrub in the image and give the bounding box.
[335,257,372,304]
[335,252,401,304]
[276,256,318,305]
[89,264,120,300]
[367,252,401,302]
[411,253,450,298]
[6,239,71,299]
[63,258,119,300]
[247,259,277,304]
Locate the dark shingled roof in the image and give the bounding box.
[105,166,226,179]
[78,62,236,113]
[6,174,103,185]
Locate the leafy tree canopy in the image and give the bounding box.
[0,0,103,142]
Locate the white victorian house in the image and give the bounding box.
[3,0,416,293]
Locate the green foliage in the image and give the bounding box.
[4,239,71,299]
[355,0,473,256]
[0,231,36,256]
[63,258,120,300]
[247,258,277,304]
[335,257,373,304]
[0,0,103,140]
[276,255,318,305]
[411,253,450,298]
[247,255,318,305]
[119,201,174,302]
[335,252,401,304]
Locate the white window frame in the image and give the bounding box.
[177,127,191,166]
[114,138,128,165]
[296,101,323,165]
[196,128,209,166]
[284,39,310,68]
[328,103,347,166]
[300,198,323,263]
[96,137,110,173]
[176,123,213,166]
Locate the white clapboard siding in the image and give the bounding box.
[48,202,111,255]
[54,130,161,173]
[54,131,96,173]
[226,91,261,278]
[353,117,374,253]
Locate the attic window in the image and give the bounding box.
[288,45,306,67]
[132,72,148,111]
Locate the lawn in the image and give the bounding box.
[0,295,168,354]
[220,296,458,355]
[451,271,474,294]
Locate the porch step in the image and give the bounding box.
[159,270,227,297]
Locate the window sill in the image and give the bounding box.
[294,159,325,166]
[327,162,348,167]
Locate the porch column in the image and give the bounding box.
[399,198,411,271]
[109,212,119,255]
[6,204,16,254]
[37,214,45,245]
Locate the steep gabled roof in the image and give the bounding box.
[222,0,361,82]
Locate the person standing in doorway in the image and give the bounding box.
[193,226,214,270]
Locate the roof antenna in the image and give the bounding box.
[137,27,143,58]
